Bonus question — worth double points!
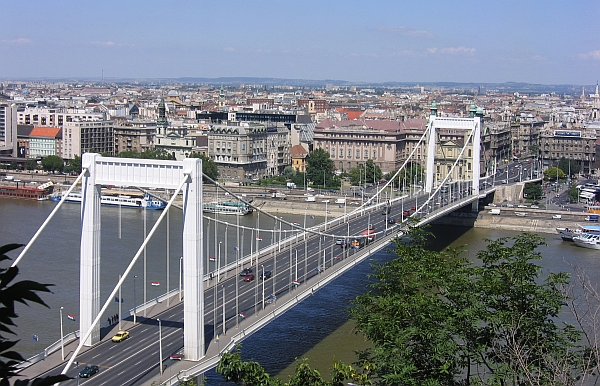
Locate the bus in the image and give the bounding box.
[350,229,376,249]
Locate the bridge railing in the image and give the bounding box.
[16,331,81,371]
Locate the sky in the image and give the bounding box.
[1,0,599,85]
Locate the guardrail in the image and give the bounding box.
[16,331,81,371]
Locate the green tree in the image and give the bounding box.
[187,152,219,183]
[65,155,82,175]
[40,155,64,173]
[568,182,580,203]
[523,182,543,200]
[216,345,371,386]
[558,157,581,177]
[291,171,306,188]
[0,243,70,385]
[383,163,424,189]
[306,148,339,188]
[283,166,295,180]
[348,160,382,186]
[544,166,564,181]
[24,159,37,171]
[349,228,588,385]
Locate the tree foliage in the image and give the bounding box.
[0,244,70,386]
[216,345,371,386]
[24,160,37,171]
[64,155,81,175]
[544,166,564,181]
[187,152,219,183]
[348,159,382,186]
[558,157,581,177]
[350,228,588,385]
[306,148,340,188]
[40,155,64,173]
[523,182,543,200]
[383,163,424,189]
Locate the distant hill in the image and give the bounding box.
[0,76,591,95]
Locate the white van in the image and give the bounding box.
[489,208,501,215]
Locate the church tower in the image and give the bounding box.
[592,82,600,121]
[156,98,168,135]
[218,85,226,110]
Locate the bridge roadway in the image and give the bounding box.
[24,188,490,385]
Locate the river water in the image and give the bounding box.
[1,198,599,385]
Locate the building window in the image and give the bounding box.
[364,149,368,158]
[356,149,360,158]
[373,150,377,159]
[347,149,351,157]
[339,149,343,157]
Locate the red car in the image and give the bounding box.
[411,206,416,211]
[243,273,255,282]
[403,210,411,217]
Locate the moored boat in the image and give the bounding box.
[50,191,166,209]
[573,233,600,250]
[556,225,600,241]
[202,201,253,215]
[0,181,54,201]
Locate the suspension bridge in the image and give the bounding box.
[13,115,510,385]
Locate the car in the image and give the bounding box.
[506,203,514,208]
[489,203,497,207]
[335,238,345,245]
[555,194,561,198]
[501,180,508,184]
[552,214,562,219]
[350,201,360,205]
[112,330,129,342]
[256,194,266,197]
[79,365,99,378]
[517,204,528,208]
[243,273,255,282]
[387,218,396,224]
[411,206,416,211]
[268,189,277,193]
[530,205,540,209]
[260,270,272,280]
[402,210,411,217]
[240,268,253,276]
[368,224,374,230]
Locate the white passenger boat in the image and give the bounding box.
[556,225,600,241]
[50,191,167,209]
[202,201,253,215]
[572,233,600,250]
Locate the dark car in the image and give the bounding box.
[387,218,396,224]
[260,270,272,280]
[402,210,411,217]
[240,268,253,276]
[79,365,99,378]
[243,273,255,282]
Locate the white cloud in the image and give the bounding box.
[2,38,33,45]
[90,41,116,47]
[428,46,476,55]
[374,26,434,39]
[579,50,600,60]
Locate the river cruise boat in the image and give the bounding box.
[202,201,253,215]
[0,181,54,201]
[50,191,166,209]
[573,233,600,250]
[556,225,600,241]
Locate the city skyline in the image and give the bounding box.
[1,0,599,85]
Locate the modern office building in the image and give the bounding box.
[0,103,18,155]
[62,121,114,159]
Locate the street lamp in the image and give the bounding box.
[157,319,163,375]
[133,275,137,324]
[217,241,222,282]
[261,265,265,311]
[324,200,329,230]
[179,256,183,302]
[60,306,64,361]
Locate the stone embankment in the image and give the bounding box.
[472,207,592,235]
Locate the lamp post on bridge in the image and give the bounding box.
[261,265,265,311]
[157,318,163,375]
[133,275,137,324]
[60,306,64,361]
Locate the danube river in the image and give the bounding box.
[1,197,599,385]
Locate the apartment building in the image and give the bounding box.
[0,103,18,154]
[114,120,156,154]
[28,127,62,158]
[208,121,267,181]
[62,121,114,159]
[313,118,427,174]
[18,106,106,127]
[539,127,596,174]
[266,124,291,176]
